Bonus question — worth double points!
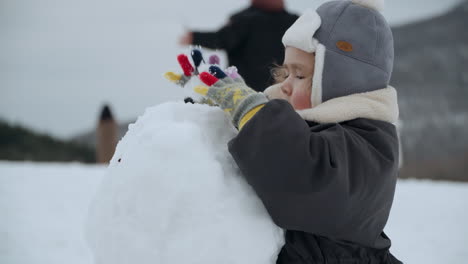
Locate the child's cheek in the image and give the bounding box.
[291,88,311,110]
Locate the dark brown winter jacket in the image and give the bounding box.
[228,88,402,263]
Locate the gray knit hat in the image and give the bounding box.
[282,0,394,107]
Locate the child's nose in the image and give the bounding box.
[281,81,292,96]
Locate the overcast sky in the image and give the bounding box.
[0,0,463,139]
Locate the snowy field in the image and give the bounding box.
[1,161,468,264]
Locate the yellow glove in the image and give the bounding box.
[195,66,268,129]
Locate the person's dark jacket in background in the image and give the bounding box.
[228,99,402,264]
[192,6,298,92]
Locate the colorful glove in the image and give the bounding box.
[164,49,222,106]
[164,53,195,87]
[194,66,269,129]
[164,48,217,85]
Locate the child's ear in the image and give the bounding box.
[270,64,288,84]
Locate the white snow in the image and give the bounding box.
[85,102,284,264]
[0,162,106,264]
[386,180,468,264]
[1,163,468,264]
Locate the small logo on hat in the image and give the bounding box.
[336,41,353,52]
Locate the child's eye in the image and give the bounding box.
[296,75,305,80]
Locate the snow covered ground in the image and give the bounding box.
[1,161,468,264]
[0,162,106,264]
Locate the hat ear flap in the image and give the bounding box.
[282,9,321,53]
[311,43,326,107]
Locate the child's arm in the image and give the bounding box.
[228,99,399,247]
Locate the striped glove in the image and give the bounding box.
[164,49,220,105]
[164,49,222,87]
[195,66,268,129]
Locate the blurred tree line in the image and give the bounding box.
[0,120,95,163]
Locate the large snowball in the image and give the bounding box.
[85,102,284,264]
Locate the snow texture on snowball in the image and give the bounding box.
[351,0,385,12]
[85,102,284,264]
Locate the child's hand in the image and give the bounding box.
[164,48,227,87]
[164,49,222,106]
[194,66,269,129]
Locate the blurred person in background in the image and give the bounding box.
[179,0,298,92]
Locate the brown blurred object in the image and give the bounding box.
[96,105,117,164]
[399,151,468,182]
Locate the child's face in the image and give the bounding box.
[272,47,315,110]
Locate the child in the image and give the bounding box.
[171,0,402,263]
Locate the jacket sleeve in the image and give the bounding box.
[192,15,250,52]
[228,99,399,246]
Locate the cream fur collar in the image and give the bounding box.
[263,85,399,124]
[296,87,399,124]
